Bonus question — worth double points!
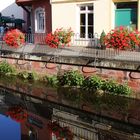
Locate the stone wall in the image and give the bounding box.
[1,57,140,98]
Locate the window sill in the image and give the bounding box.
[35,31,45,34]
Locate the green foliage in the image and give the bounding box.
[28,72,38,80]
[58,70,84,87]
[115,83,132,95]
[18,71,29,79]
[0,61,16,75]
[44,75,59,87]
[102,79,131,95]
[18,71,38,81]
[101,79,118,93]
[82,75,103,91]
[82,76,132,95]
[61,87,83,104]
[100,93,130,113]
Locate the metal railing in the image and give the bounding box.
[24,33,98,47]
[0,33,140,72]
[0,39,140,63]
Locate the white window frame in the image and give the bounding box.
[77,4,94,39]
[35,7,45,33]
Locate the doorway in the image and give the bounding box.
[115,2,137,29]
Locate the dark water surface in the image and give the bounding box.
[0,77,140,140]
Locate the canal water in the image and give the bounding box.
[0,77,139,140]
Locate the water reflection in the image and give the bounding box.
[0,114,20,140]
[0,80,140,139]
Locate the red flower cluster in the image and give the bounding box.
[48,121,73,140]
[45,33,59,48]
[104,26,140,50]
[6,105,28,123]
[3,29,25,48]
[46,28,74,48]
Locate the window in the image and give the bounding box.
[35,7,45,33]
[78,5,94,38]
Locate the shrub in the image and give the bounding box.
[46,28,74,48]
[101,79,118,93]
[0,61,16,75]
[3,29,25,48]
[18,71,29,79]
[102,79,132,95]
[104,26,140,50]
[82,75,103,91]
[99,30,106,47]
[27,72,38,80]
[115,83,132,95]
[44,75,59,87]
[58,70,84,87]
[18,71,38,81]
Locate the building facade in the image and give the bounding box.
[16,0,52,34]
[16,0,140,43]
[51,0,140,36]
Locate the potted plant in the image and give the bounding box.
[104,26,140,51]
[46,28,74,48]
[99,30,106,50]
[3,29,25,48]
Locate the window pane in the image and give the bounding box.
[88,13,93,25]
[80,27,85,38]
[88,26,93,38]
[80,6,85,11]
[39,13,44,30]
[88,5,93,10]
[80,14,85,25]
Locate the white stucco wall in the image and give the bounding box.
[0,0,23,19]
[51,2,76,31]
[51,0,112,36]
[94,0,111,35]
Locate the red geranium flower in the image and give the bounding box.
[104,26,140,50]
[3,29,25,48]
[46,28,74,48]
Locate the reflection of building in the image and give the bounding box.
[16,96,53,140]
[52,108,139,140]
[52,108,103,140]
[0,87,140,140]
[21,112,52,140]
[0,88,53,140]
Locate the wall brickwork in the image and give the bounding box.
[0,57,140,98]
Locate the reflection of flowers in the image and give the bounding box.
[3,29,25,48]
[6,105,28,123]
[48,121,73,140]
